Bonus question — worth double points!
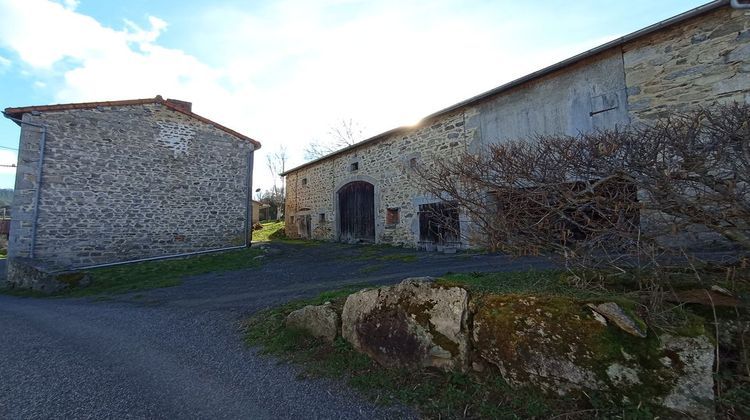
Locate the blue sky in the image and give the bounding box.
[0,0,709,191]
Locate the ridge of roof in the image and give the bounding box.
[3,96,262,149]
[281,0,728,176]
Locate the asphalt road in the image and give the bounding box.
[0,242,552,419]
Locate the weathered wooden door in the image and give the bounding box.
[338,181,375,242]
[303,214,312,238]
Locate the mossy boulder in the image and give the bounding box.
[341,277,469,371]
[472,294,715,418]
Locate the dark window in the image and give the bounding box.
[419,202,460,244]
[290,216,295,223]
[319,213,326,222]
[386,208,400,226]
[409,157,418,169]
[350,162,359,172]
[301,178,308,186]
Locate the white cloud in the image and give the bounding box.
[55,0,78,10]
[0,54,9,74]
[0,0,619,191]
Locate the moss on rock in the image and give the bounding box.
[471,293,713,414]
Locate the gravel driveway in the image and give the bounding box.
[0,242,552,419]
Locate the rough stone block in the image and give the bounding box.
[285,304,340,343]
[341,277,469,371]
[6,257,91,293]
[472,294,715,417]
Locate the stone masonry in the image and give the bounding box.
[284,3,750,249]
[624,6,750,121]
[285,110,477,246]
[8,101,256,274]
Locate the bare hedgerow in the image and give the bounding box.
[415,103,750,268]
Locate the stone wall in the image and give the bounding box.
[10,103,254,270]
[286,110,478,245]
[622,6,750,248]
[284,52,634,247]
[284,4,750,248]
[624,6,750,121]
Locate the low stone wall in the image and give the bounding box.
[5,257,90,293]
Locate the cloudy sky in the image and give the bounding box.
[0,0,708,191]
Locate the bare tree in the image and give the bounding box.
[304,119,364,160]
[264,146,288,219]
[416,103,750,265]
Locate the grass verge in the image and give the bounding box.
[436,269,619,301]
[252,220,322,247]
[2,247,265,297]
[252,220,285,242]
[244,286,564,418]
[246,269,749,418]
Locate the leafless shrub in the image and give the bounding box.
[417,103,750,269]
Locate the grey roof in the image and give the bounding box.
[281,0,728,176]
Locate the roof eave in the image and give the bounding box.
[3,96,262,149]
[280,0,728,176]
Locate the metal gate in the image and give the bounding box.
[338,181,375,242]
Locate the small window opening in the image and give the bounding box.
[301,178,308,186]
[386,207,400,226]
[290,215,295,223]
[319,213,326,222]
[350,162,359,172]
[409,157,418,169]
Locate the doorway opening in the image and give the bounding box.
[418,202,460,244]
[338,181,375,242]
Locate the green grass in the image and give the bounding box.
[358,263,385,274]
[2,247,265,297]
[252,220,285,242]
[244,275,723,418]
[351,244,418,263]
[377,254,417,262]
[244,286,666,418]
[437,269,611,300]
[252,220,321,247]
[243,287,566,418]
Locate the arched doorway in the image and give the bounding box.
[338,181,375,242]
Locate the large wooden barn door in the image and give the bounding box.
[338,181,375,242]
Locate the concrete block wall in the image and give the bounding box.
[10,103,254,269]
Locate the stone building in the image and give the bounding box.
[282,1,750,248]
[3,96,261,289]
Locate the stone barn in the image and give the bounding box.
[282,0,750,248]
[3,96,261,290]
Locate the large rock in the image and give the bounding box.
[473,295,608,394]
[473,295,715,417]
[660,334,716,420]
[285,304,340,342]
[341,277,469,371]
